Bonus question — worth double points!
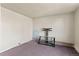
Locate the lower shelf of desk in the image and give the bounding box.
[37,36,55,47]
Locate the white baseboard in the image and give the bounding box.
[74,45,79,53]
[55,41,74,47]
[0,39,32,53]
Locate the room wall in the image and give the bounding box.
[74,8,79,53]
[33,13,74,44]
[0,7,32,53]
[0,4,2,51]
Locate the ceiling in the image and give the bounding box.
[1,3,79,18]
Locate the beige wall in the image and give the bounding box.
[74,8,79,53]
[0,4,2,51]
[0,7,32,53]
[33,13,74,44]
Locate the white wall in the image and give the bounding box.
[33,13,74,44]
[0,4,2,51]
[74,8,79,53]
[0,7,32,53]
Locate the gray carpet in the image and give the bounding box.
[0,40,79,56]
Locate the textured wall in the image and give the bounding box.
[74,8,79,53]
[0,7,32,53]
[33,13,74,44]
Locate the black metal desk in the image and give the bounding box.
[38,36,55,47]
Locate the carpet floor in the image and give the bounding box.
[0,40,79,56]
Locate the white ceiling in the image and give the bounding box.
[1,3,79,18]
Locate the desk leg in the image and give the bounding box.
[53,37,55,47]
[38,36,41,44]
